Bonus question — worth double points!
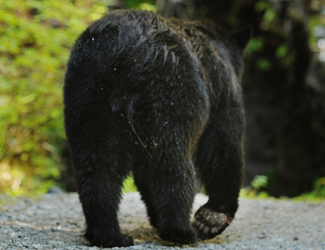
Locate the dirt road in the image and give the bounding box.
[0,192,324,249]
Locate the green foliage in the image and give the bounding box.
[276,44,288,58]
[122,175,138,193]
[292,177,325,202]
[241,175,325,202]
[256,58,272,71]
[120,172,325,200]
[225,2,241,27]
[0,0,109,196]
[0,0,157,197]
[124,0,156,11]
[240,175,270,199]
[245,37,264,56]
[251,175,268,190]
[255,0,277,24]
[308,8,325,52]
[243,1,295,71]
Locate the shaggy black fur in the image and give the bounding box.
[64,9,250,248]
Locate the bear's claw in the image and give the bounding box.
[192,207,232,240]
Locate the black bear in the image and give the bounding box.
[64,9,250,248]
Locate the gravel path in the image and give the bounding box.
[0,191,324,250]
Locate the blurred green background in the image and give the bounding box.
[0,0,324,200]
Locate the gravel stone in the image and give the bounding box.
[0,192,324,249]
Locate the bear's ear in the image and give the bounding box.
[230,25,252,50]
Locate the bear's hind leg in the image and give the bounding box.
[65,117,134,248]
[193,105,244,240]
[132,129,198,244]
[145,159,197,244]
